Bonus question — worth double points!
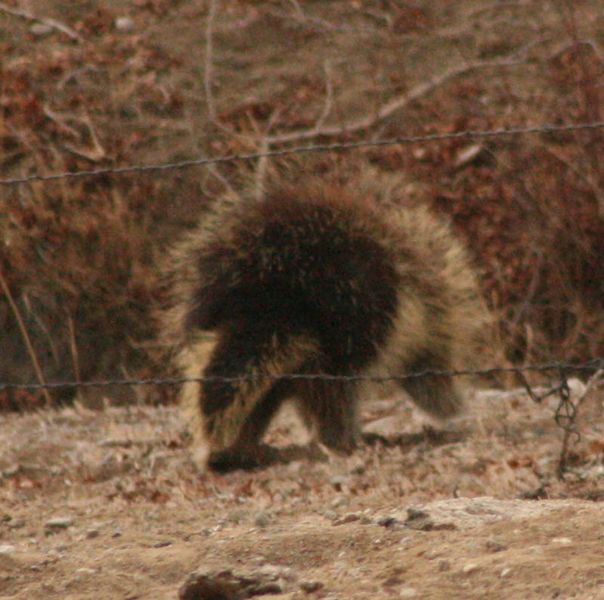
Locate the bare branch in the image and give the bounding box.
[202,0,258,147]
[254,137,270,201]
[0,270,53,406]
[266,56,527,145]
[314,60,334,132]
[0,1,82,42]
[250,109,283,201]
[204,0,219,123]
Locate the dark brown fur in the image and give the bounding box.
[162,174,488,471]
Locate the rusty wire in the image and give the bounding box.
[0,357,602,392]
[1,120,604,187]
[2,114,603,474]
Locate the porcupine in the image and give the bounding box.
[161,172,488,471]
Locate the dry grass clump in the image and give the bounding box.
[436,23,604,365]
[1,174,164,407]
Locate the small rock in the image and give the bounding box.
[30,23,53,37]
[2,464,20,478]
[257,563,293,581]
[179,573,239,600]
[180,568,287,598]
[329,475,349,490]
[462,563,479,574]
[438,560,451,572]
[332,513,360,526]
[300,580,324,593]
[330,495,349,509]
[254,512,270,528]
[519,486,548,500]
[454,144,484,168]
[500,568,512,578]
[0,544,16,555]
[85,529,100,539]
[567,377,586,399]
[45,517,74,530]
[153,540,173,548]
[364,415,401,437]
[400,588,418,598]
[377,516,401,529]
[485,540,507,553]
[405,507,456,532]
[75,567,96,575]
[412,147,428,161]
[551,537,572,545]
[115,17,135,32]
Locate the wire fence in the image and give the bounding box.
[1,358,603,392]
[1,119,604,187]
[2,357,603,476]
[2,113,604,476]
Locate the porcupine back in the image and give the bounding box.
[162,175,488,468]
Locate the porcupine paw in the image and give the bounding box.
[207,444,280,473]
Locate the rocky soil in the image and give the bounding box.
[1,383,603,599]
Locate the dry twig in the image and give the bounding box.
[0,270,53,406]
[266,55,527,145]
[202,0,257,147]
[557,368,604,478]
[203,0,219,124]
[0,1,82,42]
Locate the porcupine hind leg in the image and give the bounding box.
[294,375,361,455]
[398,350,463,419]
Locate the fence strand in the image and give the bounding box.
[2,120,604,187]
[1,358,602,392]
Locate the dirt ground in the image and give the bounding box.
[1,382,603,599]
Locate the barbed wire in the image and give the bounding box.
[1,358,602,392]
[1,120,604,187]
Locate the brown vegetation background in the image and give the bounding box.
[1,0,603,410]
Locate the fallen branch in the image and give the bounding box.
[0,1,82,42]
[266,56,527,145]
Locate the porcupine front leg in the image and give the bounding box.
[208,380,292,472]
[199,326,320,471]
